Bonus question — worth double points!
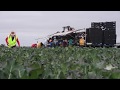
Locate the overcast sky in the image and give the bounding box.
[0,11,120,46]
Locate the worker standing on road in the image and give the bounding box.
[5,31,20,48]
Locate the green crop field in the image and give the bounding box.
[0,46,120,79]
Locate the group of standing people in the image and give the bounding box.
[4,31,85,48]
[45,36,85,47]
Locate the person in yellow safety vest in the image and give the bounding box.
[79,36,85,46]
[5,31,20,48]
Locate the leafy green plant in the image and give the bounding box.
[0,47,120,79]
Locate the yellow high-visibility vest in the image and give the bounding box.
[79,38,85,46]
[8,35,18,48]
